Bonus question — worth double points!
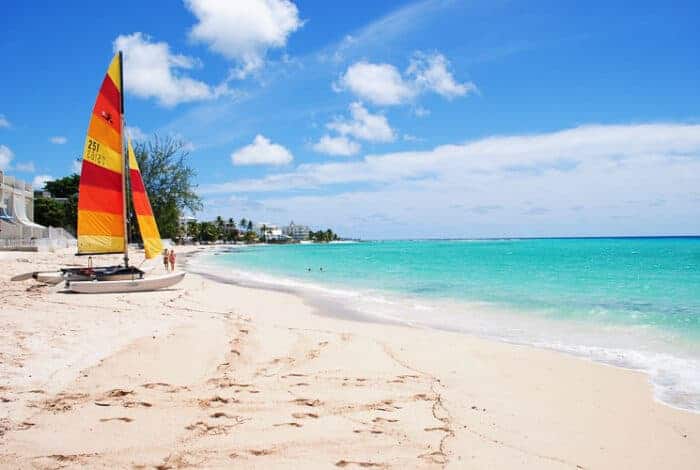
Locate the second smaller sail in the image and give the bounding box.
[128,139,163,259]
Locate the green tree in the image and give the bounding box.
[243,230,257,244]
[240,218,247,229]
[132,134,202,239]
[33,197,65,228]
[198,221,218,242]
[186,220,200,240]
[215,216,225,241]
[260,224,268,242]
[247,220,253,232]
[44,174,79,198]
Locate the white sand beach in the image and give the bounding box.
[0,246,698,469]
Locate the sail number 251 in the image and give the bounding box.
[85,138,106,166]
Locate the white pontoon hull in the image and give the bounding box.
[67,272,185,294]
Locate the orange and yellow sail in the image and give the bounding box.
[77,53,125,254]
[128,139,163,259]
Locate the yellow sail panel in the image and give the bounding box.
[128,139,163,259]
[77,53,125,255]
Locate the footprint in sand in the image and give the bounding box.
[198,396,236,408]
[185,421,230,435]
[274,422,303,428]
[41,392,89,412]
[105,389,134,398]
[335,460,386,468]
[372,417,398,423]
[99,417,133,423]
[291,398,322,407]
[142,382,189,393]
[292,412,319,419]
[353,429,383,435]
[249,449,274,457]
[123,401,152,408]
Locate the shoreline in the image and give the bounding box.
[0,246,698,468]
[190,248,700,414]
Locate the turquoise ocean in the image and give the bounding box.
[191,238,700,411]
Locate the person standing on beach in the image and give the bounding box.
[169,249,176,272]
[163,249,170,272]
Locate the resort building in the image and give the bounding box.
[253,222,287,241]
[283,221,310,241]
[1,171,44,240]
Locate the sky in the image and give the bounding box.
[1,0,699,239]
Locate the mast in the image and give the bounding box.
[119,50,129,267]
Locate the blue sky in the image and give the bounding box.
[1,0,699,238]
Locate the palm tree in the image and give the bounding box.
[260,224,268,242]
[215,216,224,241]
[247,220,253,232]
[240,218,247,230]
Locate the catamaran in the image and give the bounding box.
[12,52,185,293]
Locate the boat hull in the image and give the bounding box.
[67,272,186,294]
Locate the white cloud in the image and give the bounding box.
[407,52,477,99]
[327,102,395,142]
[50,136,67,145]
[202,123,700,238]
[231,134,293,166]
[0,114,9,128]
[312,135,361,156]
[413,106,430,117]
[0,145,12,170]
[14,161,35,172]
[72,159,82,174]
[32,174,54,190]
[337,52,476,106]
[114,33,225,107]
[336,62,415,106]
[126,126,147,141]
[185,0,303,78]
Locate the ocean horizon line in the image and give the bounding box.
[349,235,700,242]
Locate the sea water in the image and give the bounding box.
[191,238,700,411]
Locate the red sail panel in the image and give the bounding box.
[127,138,163,259]
[77,53,125,255]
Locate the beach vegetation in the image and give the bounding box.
[34,174,79,232]
[309,229,340,242]
[131,134,202,239]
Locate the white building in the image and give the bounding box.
[282,221,310,241]
[253,222,286,241]
[0,170,46,243]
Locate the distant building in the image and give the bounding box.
[283,221,310,241]
[0,170,46,243]
[253,222,287,241]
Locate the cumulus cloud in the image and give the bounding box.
[114,32,226,107]
[126,126,147,141]
[32,174,54,190]
[203,123,700,238]
[336,52,476,106]
[186,0,303,78]
[14,161,35,172]
[327,102,395,143]
[231,134,293,166]
[407,52,477,99]
[72,159,82,174]
[0,114,9,128]
[336,62,415,106]
[312,135,361,156]
[50,136,67,144]
[0,144,12,170]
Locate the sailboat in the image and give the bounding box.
[14,52,185,293]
